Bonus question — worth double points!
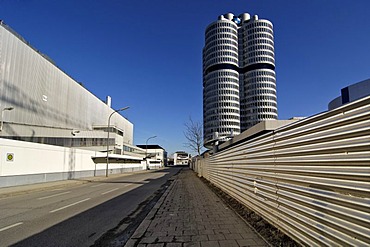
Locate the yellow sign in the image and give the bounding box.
[6,153,14,162]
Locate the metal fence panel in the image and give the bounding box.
[198,96,370,246]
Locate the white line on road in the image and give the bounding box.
[0,222,23,232]
[38,191,71,200]
[101,188,119,195]
[50,198,91,213]
[91,183,105,188]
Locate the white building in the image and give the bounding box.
[203,13,277,148]
[136,145,167,168]
[0,21,144,170]
[173,151,191,166]
[0,21,130,152]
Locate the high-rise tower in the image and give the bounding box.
[203,13,241,148]
[203,12,277,148]
[239,14,277,130]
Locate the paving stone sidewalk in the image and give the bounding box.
[125,168,268,247]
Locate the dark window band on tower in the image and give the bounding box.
[205,63,239,75]
[240,63,275,73]
[205,63,275,76]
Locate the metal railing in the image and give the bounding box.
[195,96,370,246]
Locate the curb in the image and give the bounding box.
[124,175,178,247]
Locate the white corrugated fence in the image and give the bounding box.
[193,96,370,246]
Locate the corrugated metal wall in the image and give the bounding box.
[0,23,133,142]
[197,96,370,246]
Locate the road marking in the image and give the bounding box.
[50,198,91,213]
[38,191,71,200]
[0,222,23,232]
[91,183,105,188]
[101,188,119,195]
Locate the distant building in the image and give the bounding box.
[173,151,191,166]
[328,79,370,110]
[203,12,277,148]
[136,145,167,167]
[289,117,306,121]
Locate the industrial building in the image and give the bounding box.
[0,20,152,188]
[203,12,277,147]
[0,21,142,155]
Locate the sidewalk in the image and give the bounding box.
[125,168,268,247]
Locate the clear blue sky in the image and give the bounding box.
[1,0,369,155]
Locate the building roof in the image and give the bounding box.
[328,78,370,110]
[136,144,165,150]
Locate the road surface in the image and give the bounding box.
[0,167,181,247]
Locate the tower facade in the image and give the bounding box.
[203,12,277,148]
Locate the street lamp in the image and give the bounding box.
[0,107,14,132]
[106,106,129,177]
[145,135,157,170]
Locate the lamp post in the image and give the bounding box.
[106,106,129,177]
[145,135,157,170]
[0,107,14,132]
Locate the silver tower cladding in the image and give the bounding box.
[203,12,277,147]
[239,14,277,131]
[203,13,241,148]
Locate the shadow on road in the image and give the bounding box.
[10,167,182,247]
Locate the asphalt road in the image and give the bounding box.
[0,167,181,247]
